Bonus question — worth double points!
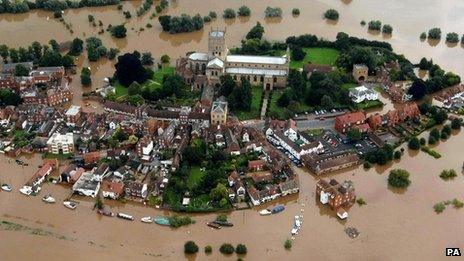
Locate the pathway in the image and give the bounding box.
[260,90,270,120]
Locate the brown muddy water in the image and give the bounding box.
[0,128,463,260]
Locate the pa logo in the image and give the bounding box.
[446,248,461,256]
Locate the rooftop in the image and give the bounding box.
[226,55,287,65]
[225,67,287,76]
[65,105,81,116]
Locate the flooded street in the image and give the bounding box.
[1,129,463,260]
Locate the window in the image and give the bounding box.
[273,77,277,83]
[253,76,257,82]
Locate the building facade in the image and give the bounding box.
[47,132,74,154]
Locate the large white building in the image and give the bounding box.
[349,86,379,103]
[176,28,290,91]
[47,133,74,154]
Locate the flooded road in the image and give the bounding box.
[1,128,463,260]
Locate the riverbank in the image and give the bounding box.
[1,128,463,260]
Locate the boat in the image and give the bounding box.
[291,225,300,235]
[141,216,154,223]
[117,213,134,221]
[19,186,32,195]
[1,183,12,192]
[337,208,348,220]
[63,201,77,210]
[207,222,222,229]
[259,209,272,216]
[271,205,285,214]
[42,195,56,203]
[154,216,170,226]
[294,215,301,228]
[212,220,233,227]
[97,209,114,217]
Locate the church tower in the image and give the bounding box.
[208,28,227,60]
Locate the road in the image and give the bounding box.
[243,117,335,131]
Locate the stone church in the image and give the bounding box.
[176,28,290,91]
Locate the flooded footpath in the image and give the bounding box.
[0,128,463,260]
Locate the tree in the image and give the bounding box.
[111,24,127,38]
[31,41,43,61]
[388,169,411,188]
[235,244,247,254]
[94,195,104,210]
[39,50,63,67]
[108,48,120,60]
[158,15,171,31]
[0,89,22,106]
[49,39,60,52]
[382,24,393,34]
[204,245,212,254]
[420,32,427,40]
[368,20,382,30]
[114,52,149,87]
[265,6,282,17]
[69,37,84,56]
[209,11,217,19]
[321,95,335,109]
[277,91,291,107]
[184,241,199,254]
[192,14,204,30]
[284,239,292,250]
[451,118,462,130]
[292,8,300,15]
[428,28,442,39]
[291,46,305,61]
[62,55,74,68]
[80,67,91,86]
[237,5,251,17]
[408,137,420,150]
[239,78,252,110]
[408,79,426,100]
[219,243,235,255]
[141,52,154,65]
[160,54,170,64]
[219,74,236,97]
[394,151,402,160]
[246,22,265,40]
[432,109,448,124]
[14,64,29,77]
[223,8,236,18]
[161,75,185,98]
[347,128,362,141]
[439,169,457,180]
[324,9,339,20]
[210,183,228,202]
[446,32,459,43]
[0,44,9,62]
[418,57,431,70]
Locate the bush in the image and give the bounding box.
[394,151,402,159]
[80,67,91,86]
[419,137,426,145]
[428,28,442,39]
[382,24,393,34]
[452,198,464,208]
[204,245,212,254]
[264,6,282,18]
[209,11,217,19]
[368,20,382,31]
[440,132,448,140]
[219,243,235,255]
[160,54,170,64]
[324,9,339,20]
[184,241,199,254]
[291,46,305,61]
[428,136,437,145]
[237,5,251,17]
[360,20,366,26]
[388,169,411,188]
[408,137,420,150]
[203,16,211,22]
[363,162,371,169]
[451,118,462,130]
[216,214,228,222]
[223,8,236,18]
[110,24,127,38]
[292,8,300,15]
[446,32,460,43]
[284,239,292,249]
[235,244,247,254]
[421,146,441,159]
[434,202,446,213]
[439,169,457,180]
[430,128,440,140]
[442,124,452,136]
[420,32,427,40]
[356,198,366,206]
[169,216,194,228]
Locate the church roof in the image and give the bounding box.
[225,67,287,76]
[188,52,208,61]
[226,55,286,65]
[207,58,224,68]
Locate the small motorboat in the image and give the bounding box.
[207,222,222,229]
[63,201,77,210]
[117,213,134,221]
[259,209,272,216]
[294,215,301,228]
[1,183,12,192]
[291,225,300,235]
[97,209,114,217]
[271,205,285,214]
[337,208,348,220]
[212,220,233,227]
[154,216,170,226]
[19,186,32,195]
[42,195,56,203]
[141,216,154,223]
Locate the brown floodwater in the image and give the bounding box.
[0,127,463,260]
[2,1,464,260]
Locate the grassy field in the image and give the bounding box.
[187,166,204,190]
[341,83,358,90]
[357,100,384,109]
[114,66,174,98]
[290,48,340,69]
[234,87,264,120]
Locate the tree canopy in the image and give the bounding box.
[114,52,149,87]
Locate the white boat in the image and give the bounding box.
[42,195,56,203]
[141,216,154,223]
[294,215,301,227]
[291,226,300,235]
[117,213,134,221]
[63,201,77,210]
[1,184,12,192]
[19,186,32,195]
[259,209,272,216]
[337,209,348,220]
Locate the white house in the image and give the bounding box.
[47,132,74,154]
[72,171,100,198]
[349,86,379,103]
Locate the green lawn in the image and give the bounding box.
[114,83,128,98]
[341,83,358,91]
[357,100,383,110]
[145,66,175,91]
[187,166,204,190]
[234,87,263,120]
[290,48,340,69]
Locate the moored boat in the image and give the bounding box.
[207,222,222,229]
[294,215,301,227]
[97,209,114,217]
[271,205,285,214]
[337,208,348,220]
[141,216,154,223]
[19,186,32,195]
[212,220,233,227]
[42,195,55,203]
[117,213,134,221]
[291,226,300,235]
[1,183,12,192]
[259,209,272,216]
[154,216,170,226]
[63,201,77,210]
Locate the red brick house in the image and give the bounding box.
[334,111,366,133]
[248,159,266,172]
[316,179,355,210]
